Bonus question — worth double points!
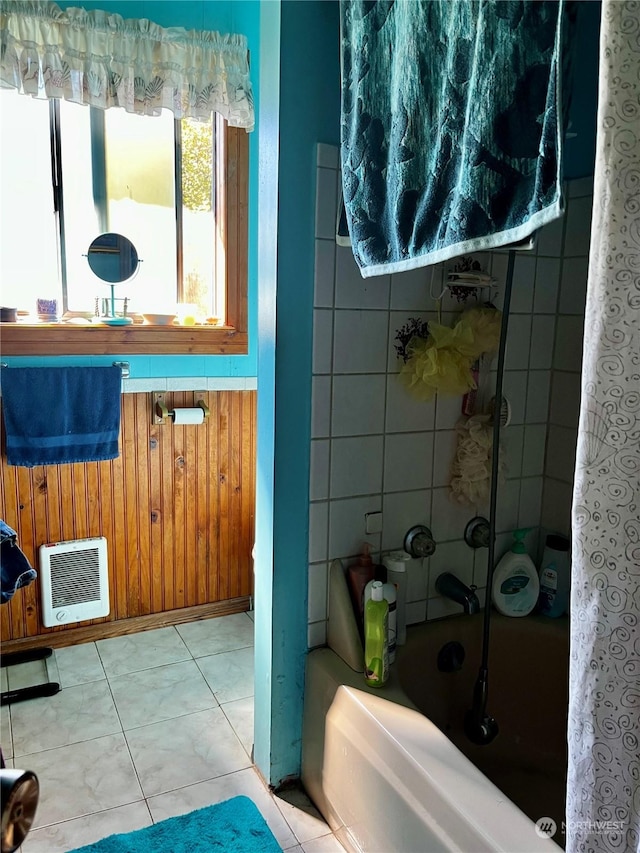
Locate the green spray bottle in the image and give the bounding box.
[364,581,389,687]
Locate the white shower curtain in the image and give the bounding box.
[567,3,640,853]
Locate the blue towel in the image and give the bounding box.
[1,366,121,467]
[1,520,37,603]
[340,0,565,277]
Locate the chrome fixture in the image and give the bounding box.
[435,572,480,615]
[113,361,130,378]
[403,525,436,558]
[464,516,490,549]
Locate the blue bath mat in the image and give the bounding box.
[68,796,282,853]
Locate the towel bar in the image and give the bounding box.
[1,361,130,377]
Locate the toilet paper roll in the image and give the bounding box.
[172,407,205,425]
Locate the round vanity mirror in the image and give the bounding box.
[87,233,139,325]
[87,233,139,283]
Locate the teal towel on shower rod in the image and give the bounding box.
[340,0,565,277]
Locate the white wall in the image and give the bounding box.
[307,144,591,646]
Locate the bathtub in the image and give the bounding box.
[302,612,568,853]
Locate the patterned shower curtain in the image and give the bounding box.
[567,3,640,853]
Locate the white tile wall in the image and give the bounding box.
[536,214,565,257]
[518,477,544,528]
[311,376,331,438]
[554,316,586,373]
[310,440,330,501]
[563,195,593,257]
[550,371,582,429]
[335,246,390,309]
[390,265,443,310]
[502,370,528,424]
[510,255,536,313]
[522,425,547,477]
[559,257,589,315]
[330,436,384,498]
[312,309,333,374]
[505,314,532,370]
[432,430,458,487]
[317,142,339,170]
[121,377,255,393]
[309,502,329,564]
[381,490,431,552]
[533,257,561,314]
[308,563,329,624]
[525,371,551,424]
[495,479,521,533]
[529,315,556,370]
[545,425,578,484]
[541,478,574,537]
[315,168,338,240]
[568,176,594,199]
[405,557,428,603]
[307,147,591,645]
[503,425,524,480]
[314,240,336,308]
[333,310,389,373]
[331,374,386,436]
[384,432,434,493]
[329,495,383,560]
[385,375,437,432]
[431,487,479,542]
[543,187,592,537]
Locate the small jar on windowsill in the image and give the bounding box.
[0,307,18,323]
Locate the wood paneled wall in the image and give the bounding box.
[0,390,256,647]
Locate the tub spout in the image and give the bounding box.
[435,572,480,615]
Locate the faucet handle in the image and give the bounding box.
[464,516,490,549]
[404,525,436,558]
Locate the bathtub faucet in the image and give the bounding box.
[435,573,480,615]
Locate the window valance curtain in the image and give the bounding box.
[0,1,254,130]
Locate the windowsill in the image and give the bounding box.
[0,322,248,356]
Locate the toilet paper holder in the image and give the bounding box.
[153,392,210,425]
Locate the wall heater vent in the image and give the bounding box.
[39,537,109,627]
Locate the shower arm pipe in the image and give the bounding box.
[481,248,516,673]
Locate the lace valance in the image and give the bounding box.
[0,1,254,129]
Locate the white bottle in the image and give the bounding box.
[491,529,539,617]
[384,550,411,645]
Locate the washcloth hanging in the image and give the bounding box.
[1,366,121,467]
[340,0,565,277]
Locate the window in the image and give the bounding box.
[0,91,248,356]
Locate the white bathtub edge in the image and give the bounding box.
[302,647,562,853]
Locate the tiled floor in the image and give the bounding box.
[1,613,343,853]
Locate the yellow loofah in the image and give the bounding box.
[399,326,477,401]
[455,305,502,358]
[397,306,501,401]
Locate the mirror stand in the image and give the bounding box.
[102,285,133,325]
[87,233,139,325]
